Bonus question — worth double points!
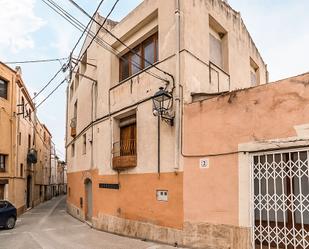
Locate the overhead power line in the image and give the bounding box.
[66,0,174,82]
[35,79,67,110]
[42,0,168,83]
[70,0,119,72]
[4,58,67,64]
[70,0,105,55]
[32,64,67,101]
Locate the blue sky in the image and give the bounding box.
[0,0,309,159]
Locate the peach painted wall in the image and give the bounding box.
[67,170,183,229]
[183,73,309,226]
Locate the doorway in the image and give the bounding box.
[252,149,309,249]
[85,179,92,221]
[26,175,32,208]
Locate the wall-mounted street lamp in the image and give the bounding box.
[152,87,174,177]
[152,87,174,126]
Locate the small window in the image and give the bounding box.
[0,154,7,172]
[71,143,75,157]
[82,134,86,154]
[28,134,31,150]
[209,32,223,68]
[209,15,228,71]
[250,58,260,86]
[18,132,22,146]
[0,78,8,99]
[20,163,23,177]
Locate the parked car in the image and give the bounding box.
[0,200,17,229]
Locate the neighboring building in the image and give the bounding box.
[33,123,52,204]
[183,72,309,249]
[66,0,269,245]
[50,142,58,196]
[0,62,53,215]
[51,142,67,197]
[57,160,66,195]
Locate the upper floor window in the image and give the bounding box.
[70,82,74,100]
[0,154,7,172]
[209,15,228,71]
[0,78,8,99]
[250,58,260,86]
[119,33,158,81]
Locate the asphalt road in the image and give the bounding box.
[0,196,182,249]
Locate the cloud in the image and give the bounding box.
[0,0,45,53]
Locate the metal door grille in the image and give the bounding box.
[252,149,309,249]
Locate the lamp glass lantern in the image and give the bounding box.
[152,87,172,116]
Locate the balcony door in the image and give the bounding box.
[120,122,136,156]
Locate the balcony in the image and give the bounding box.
[112,139,137,170]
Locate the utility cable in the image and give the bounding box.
[4,58,67,64]
[35,79,67,110]
[43,0,168,83]
[67,0,174,82]
[70,0,105,55]
[32,64,66,101]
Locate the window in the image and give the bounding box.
[70,82,74,100]
[209,32,223,68]
[73,100,78,127]
[20,164,23,177]
[28,134,31,150]
[0,78,8,99]
[0,155,7,172]
[209,15,228,71]
[18,132,22,146]
[82,134,86,154]
[250,58,260,86]
[119,33,158,81]
[71,143,75,157]
[75,72,79,90]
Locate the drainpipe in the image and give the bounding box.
[174,0,181,170]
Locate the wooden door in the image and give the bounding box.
[120,124,136,156]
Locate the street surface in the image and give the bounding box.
[0,196,183,249]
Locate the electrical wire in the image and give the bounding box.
[4,58,67,64]
[35,79,67,110]
[68,0,120,79]
[70,0,105,55]
[42,0,168,83]
[66,0,174,81]
[32,64,66,101]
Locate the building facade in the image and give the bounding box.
[65,0,278,248]
[0,62,53,215]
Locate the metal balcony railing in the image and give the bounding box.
[113,139,136,157]
[112,139,137,170]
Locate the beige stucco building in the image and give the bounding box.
[64,0,288,248]
[0,62,53,215]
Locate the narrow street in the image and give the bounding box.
[0,196,181,249]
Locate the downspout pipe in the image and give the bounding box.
[174,0,181,170]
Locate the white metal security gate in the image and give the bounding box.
[252,149,309,249]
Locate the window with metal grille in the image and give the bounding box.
[253,149,309,249]
[0,78,8,99]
